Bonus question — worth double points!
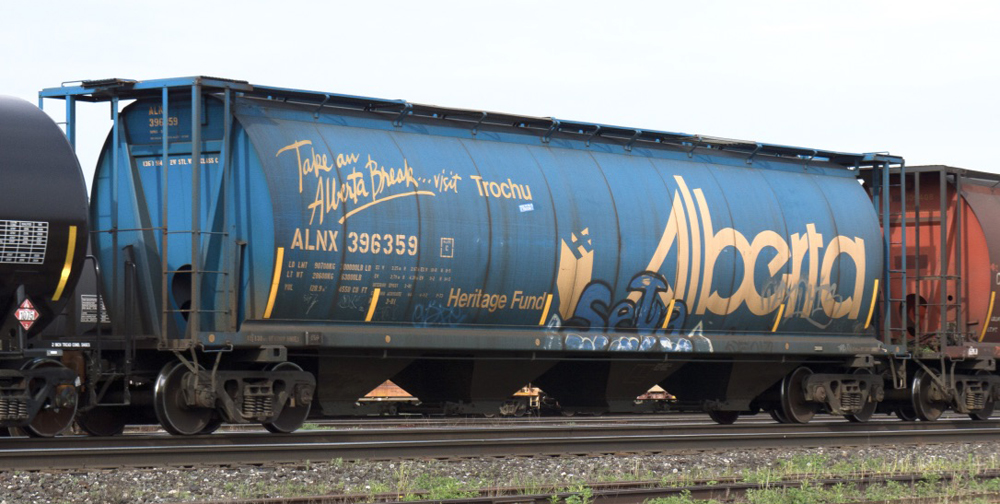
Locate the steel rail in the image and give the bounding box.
[2,420,1000,471]
[133,413,794,433]
[170,412,983,432]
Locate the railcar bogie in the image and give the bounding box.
[721,361,885,425]
[844,368,879,422]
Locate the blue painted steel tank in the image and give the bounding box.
[90,90,882,350]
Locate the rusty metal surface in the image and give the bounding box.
[959,180,1000,343]
[887,167,998,345]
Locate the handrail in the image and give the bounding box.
[38,76,892,169]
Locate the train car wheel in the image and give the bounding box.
[894,405,918,421]
[76,406,128,436]
[845,369,878,423]
[911,369,947,421]
[201,416,223,434]
[970,371,995,421]
[154,362,214,435]
[707,410,739,425]
[22,360,78,437]
[263,362,312,434]
[970,404,995,421]
[767,408,788,423]
[780,367,816,424]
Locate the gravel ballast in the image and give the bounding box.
[3,441,1000,504]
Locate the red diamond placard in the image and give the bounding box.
[15,299,39,331]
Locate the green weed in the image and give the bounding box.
[564,485,594,504]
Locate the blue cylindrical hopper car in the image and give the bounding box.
[6,76,993,436]
[92,86,884,340]
[80,76,887,432]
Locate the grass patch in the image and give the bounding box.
[133,449,1000,504]
[646,490,722,504]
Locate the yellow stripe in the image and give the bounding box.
[52,225,77,301]
[365,288,381,322]
[263,247,284,319]
[771,303,785,333]
[538,293,553,325]
[864,279,879,330]
[980,291,996,342]
[660,299,676,330]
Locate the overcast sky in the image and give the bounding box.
[4,1,998,188]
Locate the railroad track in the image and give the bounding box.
[204,411,983,432]
[172,470,1000,504]
[131,413,744,433]
[107,412,791,436]
[3,419,1000,471]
